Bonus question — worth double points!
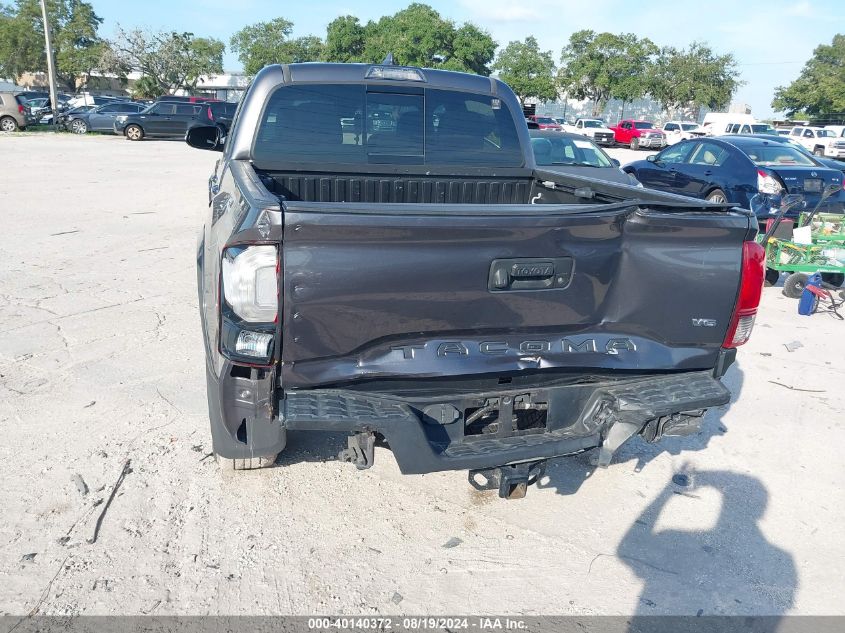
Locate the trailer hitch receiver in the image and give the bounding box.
[468,460,547,499]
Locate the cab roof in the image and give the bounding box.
[283,62,501,96]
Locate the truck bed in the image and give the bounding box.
[259,170,534,205]
[256,167,691,207]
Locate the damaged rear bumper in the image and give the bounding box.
[281,370,730,474]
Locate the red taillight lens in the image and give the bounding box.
[18,104,25,114]
[207,106,213,120]
[757,169,782,195]
[723,241,765,348]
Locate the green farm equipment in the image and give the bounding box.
[755,188,845,297]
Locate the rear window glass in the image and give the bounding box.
[530,135,612,167]
[745,146,816,167]
[210,102,236,116]
[253,84,523,167]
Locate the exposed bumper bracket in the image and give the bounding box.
[338,431,376,470]
[591,421,641,468]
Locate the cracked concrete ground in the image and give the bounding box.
[0,134,843,617]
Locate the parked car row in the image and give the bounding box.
[529,115,672,150]
[40,97,237,140]
[0,90,233,133]
[622,135,844,222]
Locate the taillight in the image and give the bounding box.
[219,245,278,364]
[723,241,765,348]
[207,106,214,121]
[18,104,25,114]
[757,169,782,195]
[221,245,277,322]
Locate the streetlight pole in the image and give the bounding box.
[39,0,60,128]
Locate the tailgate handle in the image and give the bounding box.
[489,258,573,291]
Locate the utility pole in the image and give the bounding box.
[39,0,60,128]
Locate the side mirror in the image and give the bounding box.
[646,154,658,163]
[186,125,223,152]
[610,158,620,167]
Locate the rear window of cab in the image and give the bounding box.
[253,84,523,167]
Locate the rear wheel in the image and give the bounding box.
[765,268,780,287]
[216,453,277,472]
[0,116,18,132]
[782,272,809,298]
[70,119,88,134]
[813,146,825,157]
[125,124,143,141]
[630,137,640,150]
[821,272,844,287]
[706,189,728,204]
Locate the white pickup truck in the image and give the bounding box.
[789,126,845,158]
[563,118,615,146]
[661,121,706,145]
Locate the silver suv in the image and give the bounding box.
[0,92,29,131]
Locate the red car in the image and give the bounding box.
[527,115,562,131]
[609,119,667,150]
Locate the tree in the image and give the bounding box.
[772,34,845,116]
[362,3,452,68]
[104,27,224,95]
[360,4,496,74]
[230,17,324,75]
[442,23,497,76]
[324,15,365,63]
[128,74,159,99]
[648,42,741,118]
[558,30,657,117]
[0,5,42,82]
[282,35,324,64]
[491,36,556,105]
[0,0,104,91]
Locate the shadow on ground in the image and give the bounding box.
[275,430,348,466]
[537,363,744,497]
[620,468,796,618]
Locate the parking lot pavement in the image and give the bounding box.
[1,134,844,617]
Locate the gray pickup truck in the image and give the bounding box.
[186,62,765,498]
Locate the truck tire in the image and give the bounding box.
[706,189,728,203]
[0,116,18,132]
[821,272,844,287]
[765,268,780,287]
[216,453,278,471]
[782,272,809,298]
[125,124,144,141]
[630,137,640,150]
[813,146,824,157]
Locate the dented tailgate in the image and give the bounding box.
[280,202,752,388]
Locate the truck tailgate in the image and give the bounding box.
[280,202,751,388]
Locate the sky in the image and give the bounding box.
[93,0,845,118]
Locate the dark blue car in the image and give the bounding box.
[624,136,844,218]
